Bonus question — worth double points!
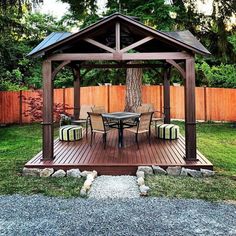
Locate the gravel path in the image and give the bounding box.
[88,175,140,199]
[0,195,236,236]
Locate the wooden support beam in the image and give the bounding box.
[80,63,163,69]
[164,67,171,124]
[49,52,191,61]
[120,36,154,53]
[42,60,54,160]
[185,58,197,160]
[52,60,71,80]
[166,59,186,79]
[84,38,116,53]
[122,52,191,60]
[116,22,120,51]
[73,68,80,119]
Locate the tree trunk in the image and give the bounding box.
[124,63,143,112]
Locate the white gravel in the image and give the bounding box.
[88,175,140,199]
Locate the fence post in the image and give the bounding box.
[204,86,207,122]
[107,85,110,113]
[159,85,163,118]
[19,90,23,125]
[62,86,66,114]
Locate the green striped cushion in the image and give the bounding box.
[59,125,83,141]
[155,124,179,139]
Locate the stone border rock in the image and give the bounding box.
[80,171,98,197]
[136,166,153,196]
[22,167,98,197]
[136,165,215,196]
[22,167,82,178]
[23,166,215,198]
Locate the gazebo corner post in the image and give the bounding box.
[73,67,81,120]
[184,57,197,160]
[42,59,54,160]
[163,66,171,124]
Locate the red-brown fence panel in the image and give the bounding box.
[142,85,163,117]
[206,88,236,122]
[81,86,109,112]
[0,86,236,124]
[109,85,126,112]
[0,91,20,124]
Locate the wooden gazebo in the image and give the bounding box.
[26,13,212,174]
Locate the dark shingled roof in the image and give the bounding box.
[28,13,210,58]
[162,31,210,55]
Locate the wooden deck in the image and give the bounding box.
[25,130,213,175]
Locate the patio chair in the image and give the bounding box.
[71,105,94,138]
[147,103,165,122]
[136,104,151,113]
[88,112,113,149]
[146,103,165,134]
[136,103,164,121]
[121,104,150,127]
[125,112,153,149]
[91,105,106,113]
[92,105,118,127]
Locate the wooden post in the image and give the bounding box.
[42,60,54,160]
[204,86,207,122]
[74,69,80,119]
[164,67,170,124]
[62,86,66,114]
[185,58,197,160]
[19,90,22,125]
[116,22,120,51]
[107,85,110,113]
[159,85,163,117]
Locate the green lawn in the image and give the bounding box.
[174,122,236,176]
[0,122,235,201]
[0,124,84,197]
[147,122,236,201]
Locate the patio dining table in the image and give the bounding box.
[102,112,140,148]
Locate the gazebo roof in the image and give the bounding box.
[28,13,210,58]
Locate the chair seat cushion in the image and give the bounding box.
[155,124,179,139]
[59,125,83,141]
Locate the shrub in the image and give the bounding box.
[196,61,236,88]
[22,91,71,122]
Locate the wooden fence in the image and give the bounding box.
[0,85,235,124]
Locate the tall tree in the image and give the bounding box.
[172,0,236,63]
[61,0,99,27]
[125,63,143,112]
[0,2,68,90]
[106,0,176,30]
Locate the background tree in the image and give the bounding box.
[125,63,143,112]
[0,2,69,90]
[106,0,176,30]
[0,0,235,90]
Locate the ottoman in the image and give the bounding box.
[155,124,179,140]
[59,125,83,141]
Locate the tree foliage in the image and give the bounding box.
[0,3,69,91]
[106,0,176,30]
[0,0,235,90]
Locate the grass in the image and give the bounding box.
[0,122,235,201]
[146,122,236,201]
[0,124,84,197]
[146,175,236,202]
